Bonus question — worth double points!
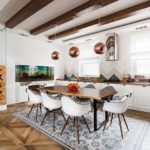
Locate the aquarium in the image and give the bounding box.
[15,65,54,82]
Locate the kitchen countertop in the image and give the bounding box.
[56,79,150,87]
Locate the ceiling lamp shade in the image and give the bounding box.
[69,47,79,58]
[51,51,59,60]
[94,42,105,54]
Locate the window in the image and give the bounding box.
[79,57,100,77]
[131,29,150,77]
[77,41,102,77]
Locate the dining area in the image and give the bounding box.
[20,83,132,149]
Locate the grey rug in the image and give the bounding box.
[13,109,149,150]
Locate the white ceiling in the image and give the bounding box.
[0,0,150,41]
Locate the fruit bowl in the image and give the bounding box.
[67,83,79,91]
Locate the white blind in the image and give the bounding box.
[78,41,101,77]
[131,29,150,77]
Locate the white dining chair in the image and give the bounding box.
[27,89,42,122]
[103,93,132,139]
[60,96,91,144]
[41,92,66,131]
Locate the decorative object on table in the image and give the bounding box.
[51,51,59,60]
[105,33,118,61]
[69,47,79,58]
[67,83,79,91]
[0,65,6,105]
[108,74,121,82]
[99,74,107,82]
[94,42,105,54]
[13,109,149,150]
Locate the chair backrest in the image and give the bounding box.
[102,86,117,93]
[84,84,95,89]
[61,96,91,116]
[103,94,129,114]
[41,92,62,110]
[27,89,41,104]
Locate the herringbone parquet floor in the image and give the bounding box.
[0,103,150,150]
[0,103,64,150]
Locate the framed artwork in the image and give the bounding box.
[105,33,118,61]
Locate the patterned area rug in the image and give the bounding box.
[13,109,149,150]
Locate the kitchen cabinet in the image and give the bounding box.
[134,85,150,110]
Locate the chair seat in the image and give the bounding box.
[45,101,62,110]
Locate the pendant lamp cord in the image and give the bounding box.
[98,5,102,33]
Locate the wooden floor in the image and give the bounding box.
[0,103,150,150]
[0,103,64,150]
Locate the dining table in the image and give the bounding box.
[40,86,117,131]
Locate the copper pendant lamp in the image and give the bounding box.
[51,51,59,60]
[69,47,79,58]
[94,5,105,55]
[94,42,105,54]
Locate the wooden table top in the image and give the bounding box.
[40,86,117,101]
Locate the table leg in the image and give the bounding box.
[93,100,97,131]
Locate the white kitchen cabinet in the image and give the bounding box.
[106,83,134,107]
[134,85,150,110]
[15,85,28,103]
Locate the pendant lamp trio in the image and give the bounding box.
[51,43,105,60]
[51,5,104,60]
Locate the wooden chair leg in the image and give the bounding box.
[76,117,80,144]
[122,114,129,131]
[39,103,42,114]
[36,104,38,122]
[28,104,34,117]
[73,117,76,126]
[59,109,66,121]
[60,116,70,135]
[41,111,49,125]
[53,110,56,131]
[103,114,110,131]
[118,114,123,139]
[82,116,91,133]
[110,113,114,126]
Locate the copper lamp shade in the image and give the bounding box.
[51,51,59,60]
[94,42,105,54]
[69,47,79,58]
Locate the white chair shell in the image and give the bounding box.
[61,96,91,117]
[103,96,128,114]
[41,92,62,110]
[27,89,42,104]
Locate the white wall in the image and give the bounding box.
[2,30,66,104]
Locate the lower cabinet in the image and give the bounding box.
[133,86,150,111]
[109,84,134,107]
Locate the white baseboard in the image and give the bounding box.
[128,106,150,113]
[0,105,7,111]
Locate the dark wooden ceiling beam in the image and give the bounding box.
[31,0,117,35]
[5,0,54,28]
[48,1,150,40]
